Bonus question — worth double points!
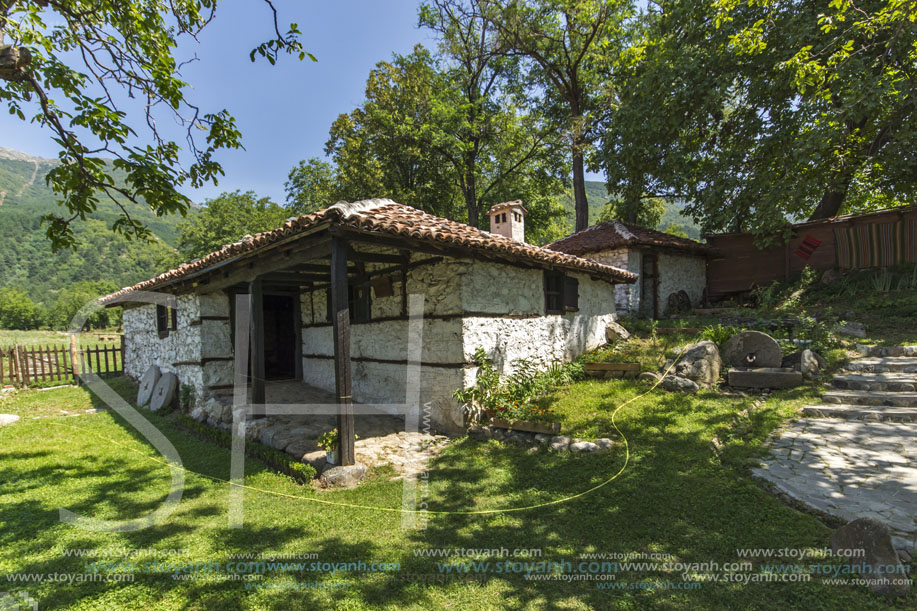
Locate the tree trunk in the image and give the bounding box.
[572,148,589,232]
[809,173,854,221]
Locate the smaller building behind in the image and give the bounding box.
[547,220,712,318]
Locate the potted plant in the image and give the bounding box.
[318,428,340,465]
[317,428,358,465]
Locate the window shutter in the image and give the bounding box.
[170,307,178,331]
[564,276,579,312]
[544,271,564,314]
[156,305,170,338]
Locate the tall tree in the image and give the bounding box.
[284,157,341,215]
[176,190,288,260]
[480,0,636,232]
[420,0,567,230]
[0,0,308,250]
[600,0,917,238]
[310,44,568,243]
[325,47,464,220]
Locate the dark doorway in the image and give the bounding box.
[640,253,659,319]
[263,294,298,380]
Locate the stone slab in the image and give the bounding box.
[728,367,803,389]
[0,414,19,426]
[844,357,917,373]
[822,390,917,407]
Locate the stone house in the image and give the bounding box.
[546,221,712,318]
[104,199,635,444]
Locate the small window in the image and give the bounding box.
[156,305,170,338]
[544,271,579,314]
[326,282,372,323]
[501,212,507,223]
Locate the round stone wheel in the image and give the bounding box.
[722,330,782,368]
[149,372,178,412]
[136,365,161,407]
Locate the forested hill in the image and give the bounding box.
[0,147,183,305]
[562,181,701,239]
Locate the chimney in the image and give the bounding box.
[487,200,527,242]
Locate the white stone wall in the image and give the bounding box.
[583,247,705,316]
[300,257,468,431]
[585,248,642,313]
[123,294,205,394]
[460,262,617,374]
[657,252,707,314]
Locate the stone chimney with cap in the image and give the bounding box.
[487,200,527,242]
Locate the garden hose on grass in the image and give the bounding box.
[44,355,684,516]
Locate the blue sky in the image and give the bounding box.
[0,1,600,206]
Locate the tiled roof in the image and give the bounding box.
[546,220,712,257]
[102,199,636,303]
[488,200,526,214]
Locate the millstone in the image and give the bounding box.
[722,331,782,368]
[137,365,161,407]
[149,372,178,412]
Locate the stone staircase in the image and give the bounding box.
[754,345,917,554]
[802,349,917,422]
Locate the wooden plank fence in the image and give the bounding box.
[0,337,123,388]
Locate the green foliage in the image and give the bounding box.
[597,196,666,228]
[48,280,121,330]
[0,287,45,330]
[700,324,741,348]
[305,40,569,244]
[317,428,339,453]
[454,348,582,423]
[284,158,341,215]
[179,384,195,412]
[1,2,306,250]
[176,190,289,260]
[177,414,317,483]
[601,0,917,237]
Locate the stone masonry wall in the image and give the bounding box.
[122,292,233,405]
[656,252,707,314]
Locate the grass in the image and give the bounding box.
[0,329,122,349]
[1,374,911,609]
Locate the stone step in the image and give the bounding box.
[727,367,803,389]
[832,373,917,392]
[822,389,917,407]
[856,344,917,358]
[843,357,917,373]
[802,404,917,423]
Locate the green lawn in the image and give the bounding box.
[0,329,122,349]
[0,377,911,609]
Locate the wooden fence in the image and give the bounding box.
[0,337,123,388]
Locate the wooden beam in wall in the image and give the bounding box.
[330,236,355,466]
[249,277,266,416]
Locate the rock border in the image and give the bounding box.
[468,425,614,454]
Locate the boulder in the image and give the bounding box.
[835,321,867,339]
[320,463,368,488]
[722,331,783,368]
[821,268,843,285]
[0,414,19,427]
[570,441,599,453]
[189,406,206,423]
[605,321,631,343]
[595,438,614,451]
[660,375,699,393]
[830,517,911,598]
[549,435,572,451]
[302,450,328,472]
[781,349,825,380]
[669,340,722,388]
[533,433,552,445]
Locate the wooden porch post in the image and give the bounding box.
[330,235,356,466]
[250,277,266,417]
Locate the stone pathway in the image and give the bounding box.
[202,380,451,479]
[753,346,917,554]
